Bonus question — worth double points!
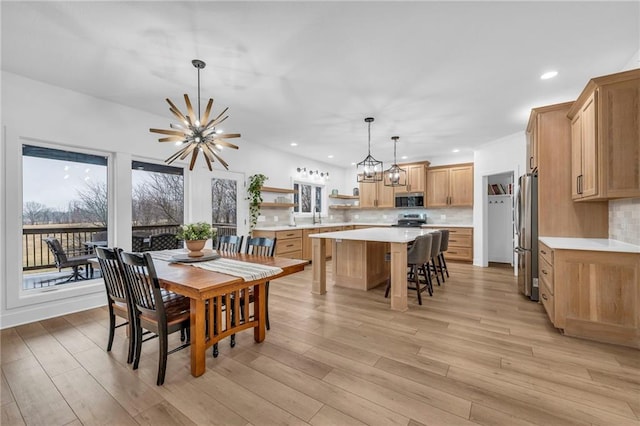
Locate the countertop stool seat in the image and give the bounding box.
[428,231,442,287]
[437,229,450,281]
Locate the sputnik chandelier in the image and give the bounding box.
[150,59,240,171]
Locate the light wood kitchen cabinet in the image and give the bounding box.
[526,121,538,172]
[359,175,394,208]
[423,226,473,262]
[251,229,302,259]
[394,162,427,194]
[320,226,342,258]
[302,228,319,260]
[425,163,473,207]
[539,242,640,349]
[528,102,608,238]
[567,68,640,201]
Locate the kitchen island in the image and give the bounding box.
[309,227,434,311]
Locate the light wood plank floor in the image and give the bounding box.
[2,262,639,426]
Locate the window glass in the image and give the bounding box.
[293,181,324,214]
[211,177,238,240]
[22,145,108,289]
[131,160,184,239]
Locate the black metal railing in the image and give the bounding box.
[23,223,238,271]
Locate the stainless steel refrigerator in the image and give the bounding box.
[514,172,539,301]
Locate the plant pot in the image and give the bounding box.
[185,239,207,257]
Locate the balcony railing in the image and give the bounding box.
[22,223,238,271]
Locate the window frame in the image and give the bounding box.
[293,180,326,217]
[6,137,113,309]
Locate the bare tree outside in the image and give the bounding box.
[76,181,108,227]
[132,172,184,225]
[211,178,237,224]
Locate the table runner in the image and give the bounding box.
[149,250,283,281]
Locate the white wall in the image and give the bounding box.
[473,131,526,267]
[0,71,347,328]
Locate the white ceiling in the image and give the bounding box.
[2,1,638,168]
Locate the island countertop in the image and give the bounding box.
[309,227,435,243]
[539,237,640,253]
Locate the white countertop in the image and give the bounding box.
[253,222,472,231]
[309,227,436,243]
[539,237,640,253]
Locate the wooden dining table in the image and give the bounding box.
[150,251,308,377]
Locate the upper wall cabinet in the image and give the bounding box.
[426,163,474,207]
[567,69,640,201]
[394,162,427,194]
[359,174,395,208]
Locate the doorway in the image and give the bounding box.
[211,170,248,241]
[487,171,514,266]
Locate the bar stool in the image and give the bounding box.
[428,231,442,287]
[437,229,450,281]
[385,234,433,305]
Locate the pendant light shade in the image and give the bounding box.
[357,117,383,183]
[384,136,407,187]
[150,59,240,171]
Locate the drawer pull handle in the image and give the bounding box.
[542,270,548,275]
[541,294,548,301]
[541,250,547,254]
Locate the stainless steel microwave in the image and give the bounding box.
[395,193,424,208]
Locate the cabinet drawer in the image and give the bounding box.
[540,279,555,324]
[444,247,472,261]
[275,229,303,240]
[320,226,343,233]
[448,227,473,236]
[539,242,553,266]
[277,250,303,259]
[275,238,302,255]
[539,256,554,295]
[448,234,472,248]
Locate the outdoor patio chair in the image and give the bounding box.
[44,237,95,283]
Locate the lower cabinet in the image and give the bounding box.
[538,242,640,349]
[251,229,302,259]
[423,226,473,262]
[302,226,345,260]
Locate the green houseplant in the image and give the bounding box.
[176,222,216,257]
[247,174,268,230]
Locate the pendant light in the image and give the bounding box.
[150,59,241,171]
[383,136,407,187]
[356,117,383,183]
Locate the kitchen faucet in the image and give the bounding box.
[313,207,322,224]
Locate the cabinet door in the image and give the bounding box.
[571,114,583,199]
[359,181,377,208]
[426,168,450,207]
[377,180,395,208]
[527,118,538,172]
[449,166,473,206]
[302,228,319,260]
[580,93,598,198]
[407,164,425,193]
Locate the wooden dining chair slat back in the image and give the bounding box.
[244,237,277,330]
[216,235,244,253]
[119,251,191,385]
[95,246,135,364]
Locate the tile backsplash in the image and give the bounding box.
[609,198,640,245]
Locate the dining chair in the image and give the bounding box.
[149,233,179,251]
[95,247,135,364]
[119,251,191,386]
[44,237,94,282]
[244,237,277,330]
[384,233,433,304]
[216,235,244,253]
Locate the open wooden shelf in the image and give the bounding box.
[329,194,359,199]
[261,186,296,194]
[260,202,297,208]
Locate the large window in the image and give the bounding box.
[22,145,108,289]
[294,182,324,214]
[211,177,238,239]
[131,160,184,228]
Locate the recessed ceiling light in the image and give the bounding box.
[328,154,334,159]
[351,162,356,166]
[290,142,298,146]
[540,70,558,80]
[452,149,460,153]
[401,155,408,160]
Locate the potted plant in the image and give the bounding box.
[247,174,268,231]
[176,222,216,257]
